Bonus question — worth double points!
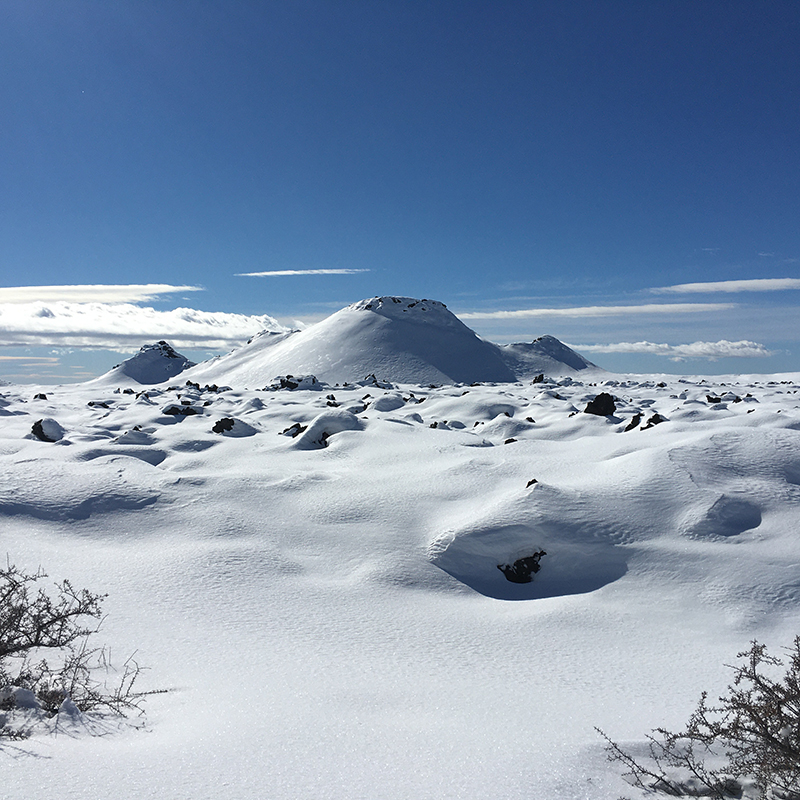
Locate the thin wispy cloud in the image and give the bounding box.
[573,339,773,360]
[0,284,203,304]
[0,356,60,363]
[236,269,370,277]
[460,303,734,320]
[653,278,800,294]
[0,302,290,350]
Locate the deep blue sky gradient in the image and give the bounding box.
[2,1,799,380]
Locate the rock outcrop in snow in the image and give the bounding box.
[184,296,597,387]
[30,418,65,442]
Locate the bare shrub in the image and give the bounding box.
[598,638,800,799]
[1,560,153,736]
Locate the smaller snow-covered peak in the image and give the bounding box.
[138,341,186,361]
[92,341,196,386]
[529,335,598,371]
[499,335,599,378]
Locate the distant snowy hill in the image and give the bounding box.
[89,340,195,386]
[498,334,597,379]
[183,296,597,387]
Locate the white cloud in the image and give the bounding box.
[0,302,290,350]
[652,278,800,294]
[236,269,370,277]
[459,303,734,320]
[0,284,203,304]
[0,356,60,363]
[572,340,774,360]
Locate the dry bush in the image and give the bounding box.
[1,560,153,736]
[598,638,800,799]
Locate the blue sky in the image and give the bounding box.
[1,0,799,381]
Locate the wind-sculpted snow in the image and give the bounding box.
[428,481,629,600]
[2,370,800,799]
[0,455,166,520]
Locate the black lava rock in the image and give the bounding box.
[163,405,200,416]
[624,413,643,432]
[212,418,236,433]
[497,551,547,583]
[584,392,616,416]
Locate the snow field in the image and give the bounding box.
[2,371,800,798]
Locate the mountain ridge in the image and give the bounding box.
[97,297,599,386]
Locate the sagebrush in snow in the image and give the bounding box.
[0,560,151,736]
[598,638,800,799]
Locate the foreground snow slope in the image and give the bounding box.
[2,371,800,799]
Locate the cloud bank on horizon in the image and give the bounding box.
[0,282,788,376]
[459,302,737,320]
[0,284,289,351]
[0,284,204,304]
[573,339,774,361]
[0,301,288,350]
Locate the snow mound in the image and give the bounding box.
[183,296,594,387]
[30,417,65,442]
[369,392,406,412]
[0,456,167,521]
[293,409,364,449]
[91,341,196,386]
[266,375,324,391]
[428,481,628,600]
[211,417,258,437]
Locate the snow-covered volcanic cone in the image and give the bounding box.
[89,341,195,386]
[498,334,598,377]
[184,297,596,387]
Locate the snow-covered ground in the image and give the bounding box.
[3,369,800,799]
[3,299,800,798]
